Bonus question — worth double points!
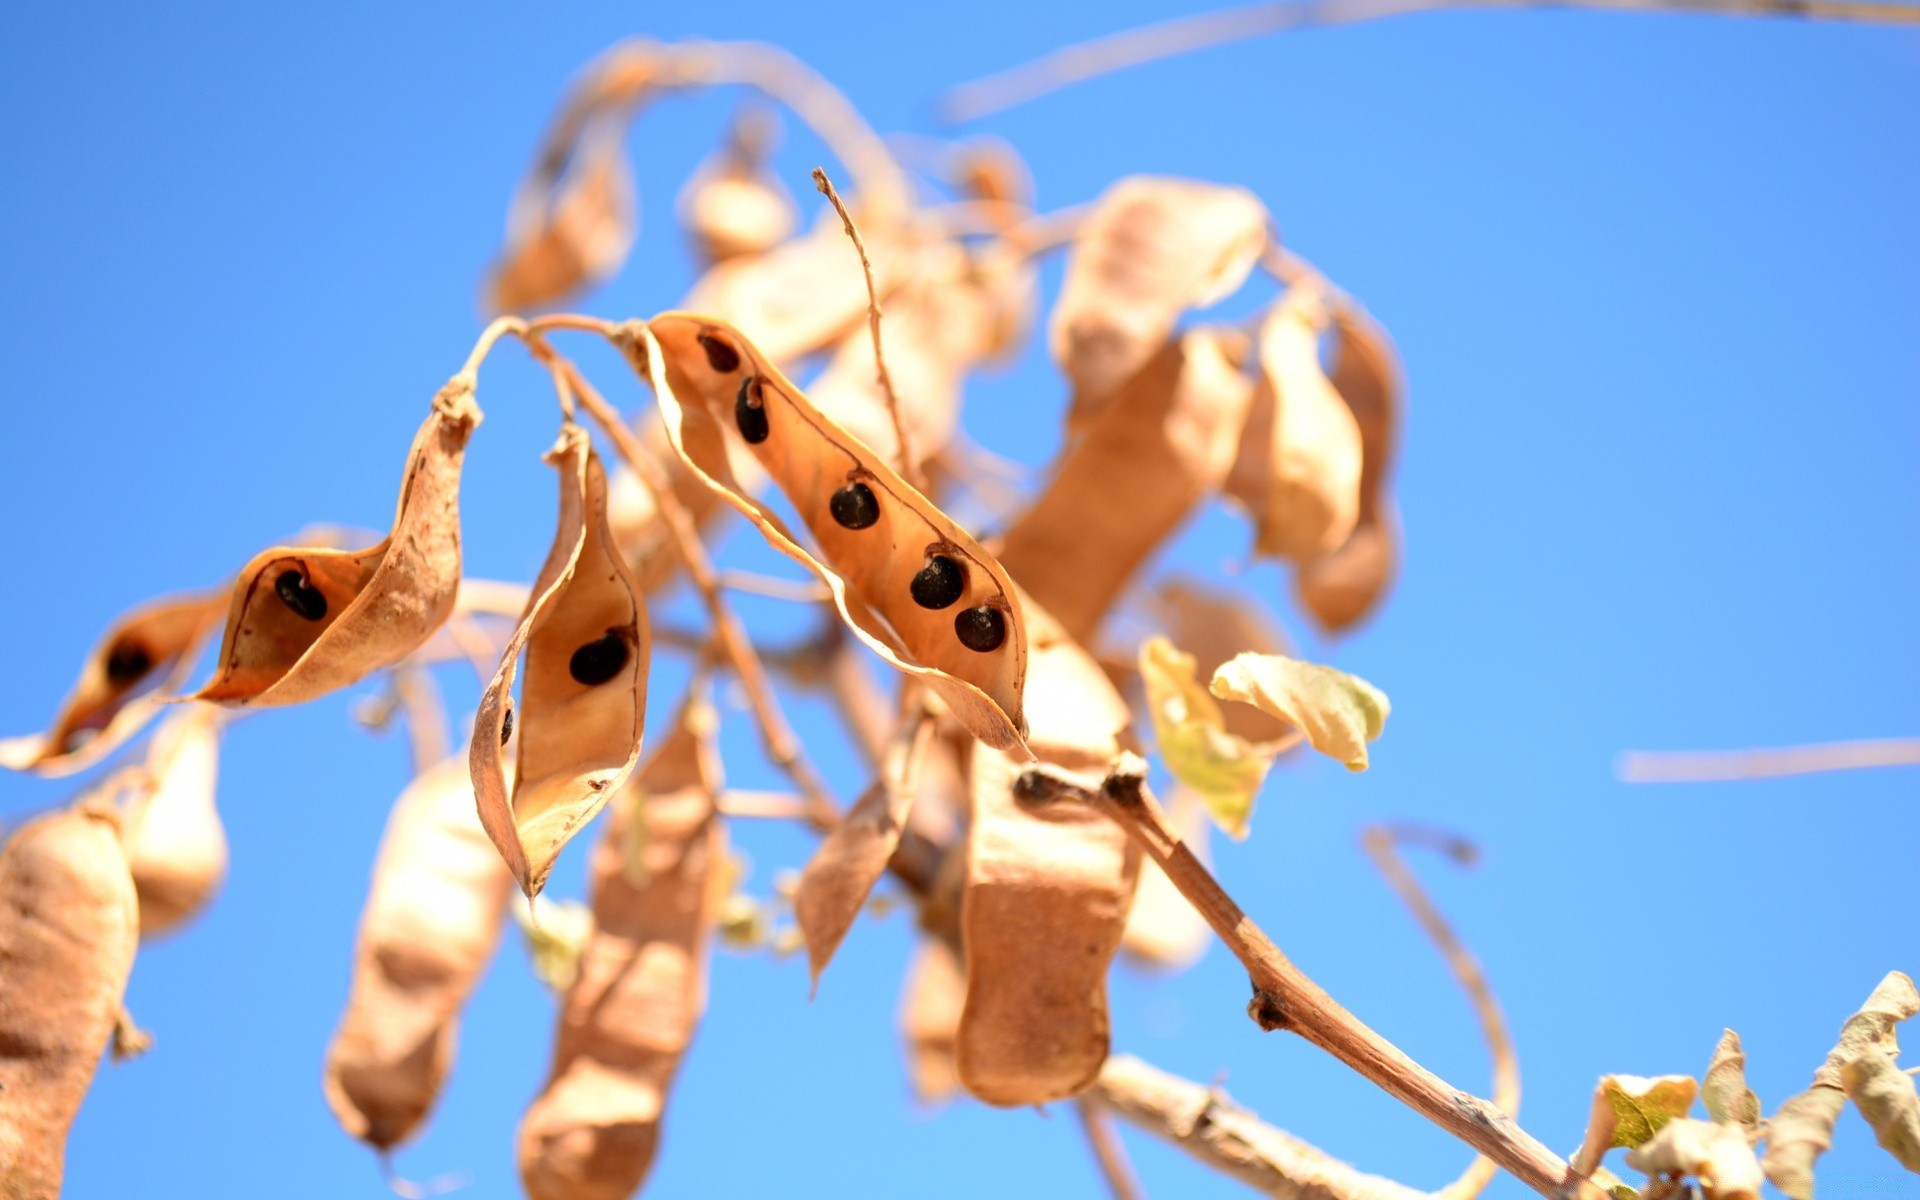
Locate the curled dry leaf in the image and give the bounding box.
[1841,1046,1920,1172]
[121,702,227,939]
[472,425,650,897]
[1210,651,1388,772]
[958,595,1140,1106]
[490,121,639,313]
[634,315,1029,751]
[1139,636,1277,840]
[323,753,514,1151]
[678,109,796,264]
[899,936,967,1106]
[1049,176,1266,430]
[0,591,222,777]
[1295,304,1404,632]
[999,329,1253,644]
[519,696,726,1200]
[0,805,139,1199]
[1145,576,1292,743]
[1119,786,1211,971]
[193,386,480,707]
[1703,1029,1761,1132]
[1570,1074,1699,1178]
[1623,1118,1763,1200]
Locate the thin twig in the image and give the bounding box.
[1617,736,1920,782]
[717,570,832,604]
[940,0,1920,122]
[812,166,922,491]
[1016,755,1599,1200]
[390,666,450,775]
[718,790,813,820]
[1076,1098,1149,1200]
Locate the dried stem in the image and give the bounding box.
[1617,736,1920,782]
[717,790,814,820]
[1016,755,1597,1200]
[717,570,831,604]
[1076,1097,1149,1200]
[940,0,1920,122]
[390,666,450,775]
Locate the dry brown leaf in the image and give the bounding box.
[1623,1118,1763,1200]
[1570,1074,1700,1179]
[958,593,1140,1106]
[472,424,650,897]
[1210,651,1388,771]
[1119,786,1211,971]
[1050,176,1267,429]
[634,314,1029,751]
[0,591,222,777]
[0,804,138,1198]
[490,121,638,313]
[1841,1046,1920,1172]
[1000,329,1253,644]
[121,703,227,939]
[1703,1029,1761,1132]
[519,696,726,1200]
[323,752,514,1151]
[678,109,796,264]
[193,388,480,707]
[899,936,967,1106]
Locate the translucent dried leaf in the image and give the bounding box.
[1119,787,1210,971]
[958,595,1140,1106]
[1571,1074,1699,1178]
[1050,176,1267,429]
[1145,577,1291,744]
[1209,652,1388,772]
[1703,1029,1760,1131]
[1841,1047,1920,1171]
[1140,636,1276,839]
[0,805,138,1197]
[635,315,1028,751]
[193,390,480,707]
[519,697,725,1200]
[122,703,227,939]
[490,122,638,313]
[680,217,909,365]
[899,937,967,1106]
[472,425,650,897]
[0,592,221,777]
[1000,330,1253,643]
[323,753,514,1151]
[1623,1118,1763,1200]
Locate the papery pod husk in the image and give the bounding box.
[473,425,649,897]
[193,389,480,707]
[519,697,725,1200]
[953,137,1034,209]
[1703,1029,1761,1132]
[1841,1047,1920,1171]
[1000,329,1252,645]
[899,936,967,1106]
[1145,577,1292,743]
[1049,176,1267,430]
[957,592,1140,1106]
[677,109,796,265]
[1295,305,1404,632]
[323,753,514,1151]
[634,315,1028,752]
[1622,1118,1764,1200]
[122,702,227,939]
[0,805,138,1199]
[0,592,222,777]
[1119,786,1210,971]
[490,119,638,313]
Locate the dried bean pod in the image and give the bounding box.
[122,703,228,939]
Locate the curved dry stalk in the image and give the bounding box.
[1617,736,1920,782]
[716,570,831,603]
[1076,1096,1148,1200]
[939,0,1920,122]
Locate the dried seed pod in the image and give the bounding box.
[899,936,967,1106]
[1295,305,1404,632]
[999,329,1252,643]
[323,753,515,1151]
[635,315,1028,751]
[121,703,227,939]
[490,121,638,313]
[958,594,1139,1106]
[604,417,763,597]
[0,592,221,777]
[678,108,796,264]
[193,388,480,707]
[0,805,139,1198]
[519,697,725,1200]
[472,425,650,897]
[680,217,908,365]
[1050,176,1267,430]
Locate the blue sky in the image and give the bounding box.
[1,3,1915,1198]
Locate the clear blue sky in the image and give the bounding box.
[2,4,1915,1198]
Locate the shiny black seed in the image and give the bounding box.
[829,482,880,530]
[275,569,328,621]
[910,555,967,610]
[698,331,742,373]
[954,605,1007,653]
[568,631,631,687]
[500,707,514,744]
[735,376,770,444]
[104,640,153,686]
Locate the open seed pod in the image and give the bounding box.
[192,386,480,707]
[0,591,221,777]
[632,314,1029,752]
[472,424,650,897]
[121,702,228,939]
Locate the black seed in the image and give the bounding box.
[568,631,630,687]
[954,605,1007,653]
[698,331,742,373]
[910,555,967,610]
[735,376,770,444]
[104,640,153,686]
[500,707,514,744]
[275,569,328,621]
[829,482,880,530]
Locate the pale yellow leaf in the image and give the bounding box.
[1209,652,1388,772]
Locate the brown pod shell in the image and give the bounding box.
[489,122,638,313]
[636,315,1028,752]
[472,426,649,897]
[518,697,725,1200]
[0,807,139,1198]
[899,936,967,1106]
[323,753,514,1151]
[122,703,228,939]
[193,390,480,707]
